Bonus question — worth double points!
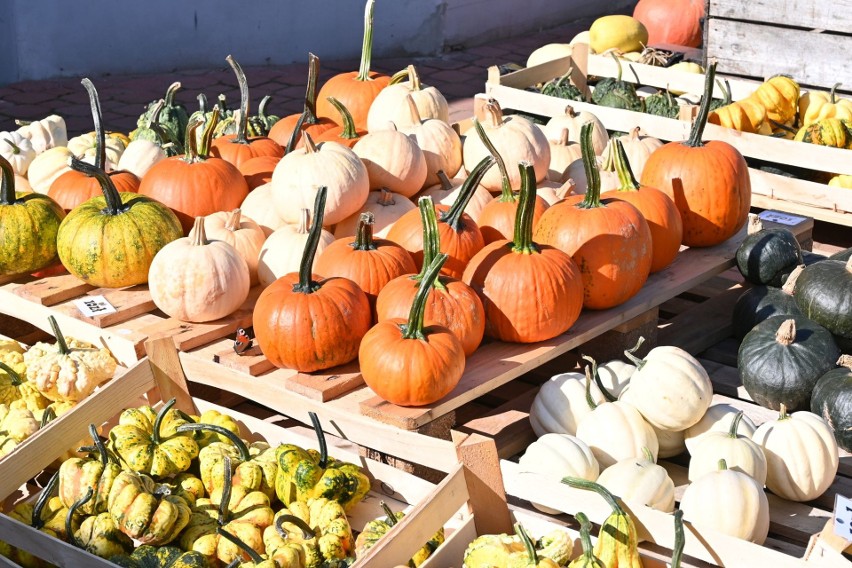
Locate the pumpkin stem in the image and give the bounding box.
[294,186,327,294]
[610,51,624,81]
[775,318,797,346]
[352,212,377,251]
[151,398,177,446]
[0,361,23,386]
[746,213,763,235]
[728,410,744,439]
[612,139,641,192]
[39,406,56,430]
[671,510,685,568]
[409,65,423,91]
[574,512,603,567]
[718,458,728,471]
[286,110,309,154]
[2,137,22,156]
[66,486,94,548]
[401,252,449,340]
[225,209,242,232]
[216,526,265,564]
[225,55,251,144]
[302,53,322,125]
[473,117,512,202]
[778,403,789,420]
[686,61,717,148]
[188,217,208,247]
[218,455,233,524]
[582,354,618,402]
[356,0,377,82]
[622,339,646,370]
[390,67,409,85]
[31,471,60,531]
[415,196,446,291]
[830,83,843,104]
[175,423,251,462]
[435,171,453,192]
[781,264,805,295]
[583,363,598,410]
[326,97,359,141]
[511,162,540,253]
[80,78,107,171]
[381,501,399,526]
[185,107,220,162]
[275,514,317,540]
[377,188,396,206]
[578,122,603,209]
[403,93,423,127]
[441,155,495,231]
[88,423,111,467]
[309,411,329,469]
[561,476,626,516]
[302,130,319,154]
[47,315,69,356]
[641,446,655,462]
[482,99,504,129]
[515,522,539,564]
[0,155,16,205]
[68,156,125,215]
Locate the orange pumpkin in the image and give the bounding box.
[633,0,704,48]
[238,154,280,190]
[463,162,584,343]
[602,139,682,273]
[359,252,465,407]
[534,123,653,310]
[641,63,751,247]
[252,187,371,372]
[313,97,366,148]
[268,53,337,148]
[315,0,390,130]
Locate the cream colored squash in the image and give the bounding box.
[68,131,127,172]
[16,114,67,153]
[353,126,428,198]
[653,424,686,459]
[619,345,712,431]
[596,447,675,512]
[518,433,599,514]
[752,405,839,502]
[148,217,250,323]
[598,357,636,400]
[536,179,575,206]
[529,371,605,438]
[0,131,36,176]
[684,403,757,454]
[395,95,463,188]
[203,209,267,286]
[366,65,450,131]
[416,172,493,223]
[541,107,608,156]
[26,146,73,194]
[333,188,416,239]
[14,174,32,193]
[576,398,659,469]
[526,43,574,68]
[680,459,770,544]
[257,209,335,288]
[116,139,166,179]
[545,128,583,183]
[600,127,663,180]
[688,411,768,485]
[240,183,287,237]
[270,132,369,226]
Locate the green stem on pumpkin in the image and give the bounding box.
[352,212,377,251]
[575,512,605,567]
[195,93,208,115]
[303,53,322,125]
[578,122,603,209]
[88,423,111,467]
[0,361,23,387]
[413,196,446,291]
[275,514,317,539]
[356,0,377,82]
[829,83,843,104]
[561,476,626,516]
[66,487,94,548]
[285,110,309,154]
[622,340,648,371]
[294,185,327,294]
[0,155,17,205]
[31,471,60,531]
[582,353,618,403]
[2,138,20,155]
[216,526,265,564]
[68,156,125,215]
[176,423,251,462]
[218,456,233,524]
[162,81,181,108]
[778,403,789,421]
[326,97,359,140]
[184,107,220,163]
[309,411,329,469]
[441,155,495,231]
[81,78,107,171]
[381,501,398,526]
[687,61,717,147]
[511,162,539,254]
[47,315,69,355]
[474,110,512,201]
[401,253,449,340]
[151,398,177,446]
[225,55,251,144]
[642,446,655,462]
[583,363,598,410]
[728,411,745,438]
[612,139,641,191]
[718,458,728,471]
[672,510,685,568]
[515,523,539,564]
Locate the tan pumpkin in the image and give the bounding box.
[203,209,266,286]
[256,209,335,288]
[529,371,605,437]
[688,411,768,485]
[116,139,167,179]
[352,126,427,197]
[148,217,250,322]
[683,403,757,454]
[541,106,608,156]
[67,131,126,171]
[366,65,450,131]
[545,128,583,182]
[652,425,686,459]
[536,179,576,206]
[600,127,663,179]
[596,447,676,512]
[239,183,287,237]
[333,188,415,239]
[518,433,599,514]
[416,171,493,223]
[15,115,67,154]
[395,95,463,188]
[26,146,73,194]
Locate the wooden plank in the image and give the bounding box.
[708,0,852,36]
[12,274,94,306]
[144,336,197,416]
[213,346,277,375]
[66,285,156,328]
[285,360,365,402]
[657,285,744,354]
[452,432,514,536]
[751,193,852,227]
[457,388,538,460]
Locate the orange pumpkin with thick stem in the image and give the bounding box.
[252,187,371,372]
[238,155,280,190]
[641,63,751,247]
[210,55,284,169]
[314,212,416,321]
[360,252,465,407]
[633,0,704,48]
[534,122,652,310]
[268,53,336,148]
[602,139,682,273]
[48,79,139,212]
[315,0,390,130]
[376,196,485,357]
[386,156,492,279]
[313,97,366,148]
[463,161,584,343]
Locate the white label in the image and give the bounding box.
[834,493,852,541]
[74,295,117,317]
[759,210,807,226]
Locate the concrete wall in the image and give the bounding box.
[0,0,635,86]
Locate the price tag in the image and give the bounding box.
[834,493,852,540]
[759,210,807,226]
[73,295,117,318]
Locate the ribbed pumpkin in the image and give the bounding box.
[202,209,266,287]
[268,53,337,148]
[239,183,286,237]
[794,256,852,341]
[735,214,803,287]
[732,265,804,340]
[332,188,415,239]
[210,56,284,169]
[545,128,583,183]
[687,411,768,485]
[313,96,366,148]
[528,371,605,437]
[138,111,250,235]
[314,212,416,320]
[534,123,652,310]
[253,187,371,372]
[314,0,390,130]
[811,356,852,452]
[394,94,462,189]
[416,171,494,223]
[366,65,450,131]
[359,253,465,407]
[0,155,65,276]
[256,208,335,288]
[48,79,139,212]
[462,162,584,343]
[641,63,751,247]
[352,126,427,198]
[602,138,682,273]
[57,158,182,287]
[799,83,852,126]
[597,447,676,512]
[238,154,280,191]
[542,106,609,157]
[376,197,486,357]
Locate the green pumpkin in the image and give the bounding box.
[592,54,642,111]
[735,215,803,286]
[731,270,802,340]
[130,99,183,156]
[738,315,840,412]
[539,71,585,102]
[811,356,852,452]
[829,246,852,262]
[109,545,208,568]
[355,502,444,567]
[56,157,182,288]
[794,117,852,148]
[708,79,732,112]
[137,81,190,146]
[246,95,281,137]
[0,155,66,276]
[644,89,679,118]
[794,257,852,339]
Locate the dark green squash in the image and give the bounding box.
[539,69,585,102]
[811,355,852,452]
[592,54,642,112]
[644,89,679,118]
[794,256,852,339]
[137,82,189,145]
[738,315,840,412]
[109,545,209,568]
[735,214,803,287]
[732,265,804,340]
[829,246,852,262]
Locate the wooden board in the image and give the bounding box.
[708,0,852,32]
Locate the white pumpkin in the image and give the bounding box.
[353,127,428,197]
[117,139,166,179]
[619,346,712,431]
[680,459,770,544]
[576,399,659,469]
[26,146,73,193]
[366,65,450,131]
[417,172,493,222]
[752,405,839,502]
[333,189,416,239]
[396,95,463,189]
[541,107,608,156]
[545,128,583,183]
[257,209,335,288]
[16,114,67,153]
[68,131,126,171]
[240,183,287,237]
[518,433,599,514]
[652,425,686,459]
[536,179,575,206]
[526,44,574,68]
[596,448,675,512]
[203,209,267,287]
[598,357,636,400]
[529,371,605,437]
[600,127,663,180]
[0,131,36,176]
[684,403,757,454]
[14,174,32,193]
[688,411,768,485]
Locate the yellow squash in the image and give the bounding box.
[799,83,852,126]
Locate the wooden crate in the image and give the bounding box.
[483,47,852,226]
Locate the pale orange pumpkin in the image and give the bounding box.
[352,126,427,198]
[256,208,335,288]
[203,209,267,286]
[333,188,415,239]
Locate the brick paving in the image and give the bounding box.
[0,20,591,137]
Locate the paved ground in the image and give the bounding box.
[0,20,590,137]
